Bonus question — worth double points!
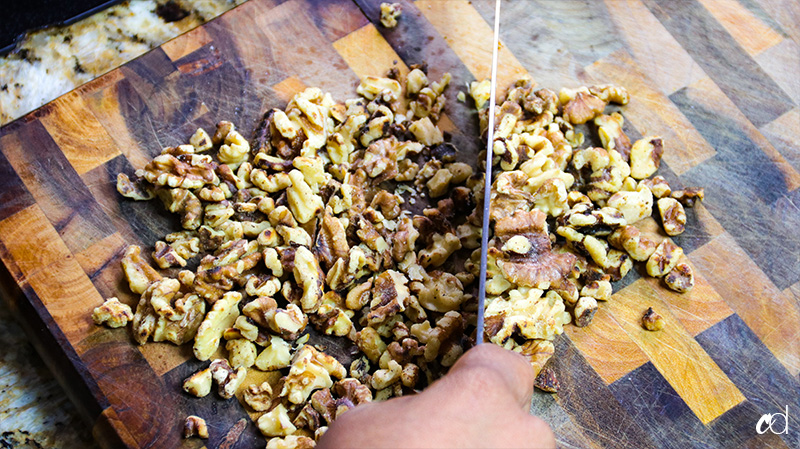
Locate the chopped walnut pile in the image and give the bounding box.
[473,75,705,371]
[97,61,704,445]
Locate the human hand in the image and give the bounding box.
[317,344,556,449]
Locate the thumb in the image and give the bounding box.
[428,343,535,409]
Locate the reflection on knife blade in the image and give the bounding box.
[476,0,503,345]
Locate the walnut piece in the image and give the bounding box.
[193,292,242,361]
[92,298,133,328]
[664,262,694,293]
[257,403,297,438]
[183,368,212,398]
[642,307,665,331]
[183,415,208,439]
[629,137,663,179]
[280,345,346,405]
[646,239,683,278]
[380,2,402,28]
[658,197,687,236]
[243,381,273,411]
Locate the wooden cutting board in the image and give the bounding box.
[1,0,799,447]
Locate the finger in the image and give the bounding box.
[429,344,535,408]
[518,415,557,449]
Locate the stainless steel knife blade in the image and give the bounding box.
[476,0,502,345]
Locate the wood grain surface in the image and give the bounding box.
[0,0,799,448]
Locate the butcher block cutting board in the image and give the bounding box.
[1,0,799,447]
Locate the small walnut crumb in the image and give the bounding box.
[642,307,665,331]
[664,262,694,293]
[183,415,208,439]
[657,197,687,236]
[92,298,133,328]
[534,361,559,393]
[380,2,402,28]
[573,296,598,327]
[670,187,705,207]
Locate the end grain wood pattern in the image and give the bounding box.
[0,0,799,447]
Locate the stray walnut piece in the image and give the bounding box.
[380,2,402,28]
[642,307,665,331]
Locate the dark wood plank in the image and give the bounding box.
[696,314,800,449]
[670,86,800,290]
[643,0,794,127]
[0,141,35,222]
[609,362,721,449]
[554,335,659,449]
[0,120,116,255]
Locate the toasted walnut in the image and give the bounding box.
[646,239,683,278]
[572,296,598,327]
[408,117,444,146]
[629,137,663,179]
[380,2,402,28]
[368,270,410,326]
[116,173,154,201]
[581,279,612,301]
[670,187,705,207]
[287,170,324,224]
[193,292,242,361]
[534,361,559,393]
[657,197,686,236]
[426,169,453,198]
[371,359,402,390]
[226,338,257,369]
[210,358,247,399]
[664,262,694,293]
[142,154,218,189]
[194,239,261,302]
[485,288,570,344]
[183,415,208,439]
[266,435,316,449]
[356,327,386,363]
[589,84,629,104]
[607,225,657,262]
[334,378,373,407]
[121,245,162,295]
[152,240,186,269]
[512,339,554,376]
[418,232,462,268]
[639,176,671,199]
[413,271,465,313]
[242,381,273,411]
[607,184,653,225]
[493,210,577,289]
[132,282,206,345]
[469,79,492,109]
[642,307,665,331]
[562,91,605,125]
[255,336,293,371]
[258,403,297,438]
[183,368,212,398]
[293,246,324,313]
[92,298,133,328]
[594,112,631,159]
[281,345,346,405]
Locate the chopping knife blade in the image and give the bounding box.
[476,0,502,345]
